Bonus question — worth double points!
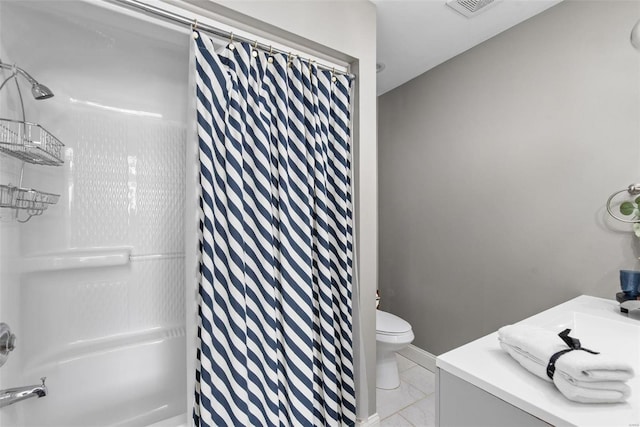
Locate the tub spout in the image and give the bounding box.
[0,377,47,408]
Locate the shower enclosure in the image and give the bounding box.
[0,1,190,425]
[0,0,376,425]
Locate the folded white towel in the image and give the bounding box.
[498,324,634,403]
[554,373,631,403]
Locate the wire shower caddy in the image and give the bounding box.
[0,118,64,166]
[0,184,60,217]
[0,61,64,222]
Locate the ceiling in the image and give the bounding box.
[374,0,563,95]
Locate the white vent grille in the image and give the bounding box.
[446,0,498,18]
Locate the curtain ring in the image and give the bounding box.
[331,67,337,82]
[252,40,259,57]
[287,52,293,68]
[191,19,199,39]
[267,46,274,63]
[229,32,235,50]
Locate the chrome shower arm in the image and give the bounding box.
[0,60,54,99]
[0,61,36,86]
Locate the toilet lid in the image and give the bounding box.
[376,310,411,334]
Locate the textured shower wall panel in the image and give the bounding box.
[71,112,183,253]
[20,258,185,370]
[0,1,189,425]
[16,260,186,427]
[18,109,186,255]
[13,108,188,425]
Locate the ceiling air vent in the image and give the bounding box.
[446,0,499,18]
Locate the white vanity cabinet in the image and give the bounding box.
[435,296,640,427]
[437,369,551,426]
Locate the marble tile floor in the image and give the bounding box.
[378,354,436,427]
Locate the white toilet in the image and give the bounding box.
[376,309,414,389]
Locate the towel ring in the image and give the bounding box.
[606,183,640,223]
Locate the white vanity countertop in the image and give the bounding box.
[436,295,640,427]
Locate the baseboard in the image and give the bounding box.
[398,344,437,373]
[356,413,380,427]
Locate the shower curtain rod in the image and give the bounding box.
[110,0,355,80]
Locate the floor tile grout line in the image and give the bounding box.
[380,400,425,421]
[397,395,438,426]
[379,366,436,425]
[380,392,426,421]
[398,413,415,426]
[404,394,435,410]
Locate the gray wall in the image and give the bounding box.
[378,0,640,356]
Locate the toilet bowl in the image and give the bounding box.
[376,309,414,389]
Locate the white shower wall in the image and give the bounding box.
[0,2,189,425]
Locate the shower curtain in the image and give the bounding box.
[192,31,356,427]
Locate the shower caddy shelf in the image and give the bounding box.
[0,119,63,219]
[0,184,60,215]
[0,61,64,221]
[0,118,64,166]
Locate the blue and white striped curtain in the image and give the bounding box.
[192,31,356,427]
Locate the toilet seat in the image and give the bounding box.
[376,310,412,335]
[376,329,414,345]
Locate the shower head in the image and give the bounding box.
[31,83,54,100]
[0,60,54,100]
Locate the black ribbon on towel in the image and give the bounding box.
[546,329,599,380]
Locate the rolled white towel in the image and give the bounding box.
[498,324,634,403]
